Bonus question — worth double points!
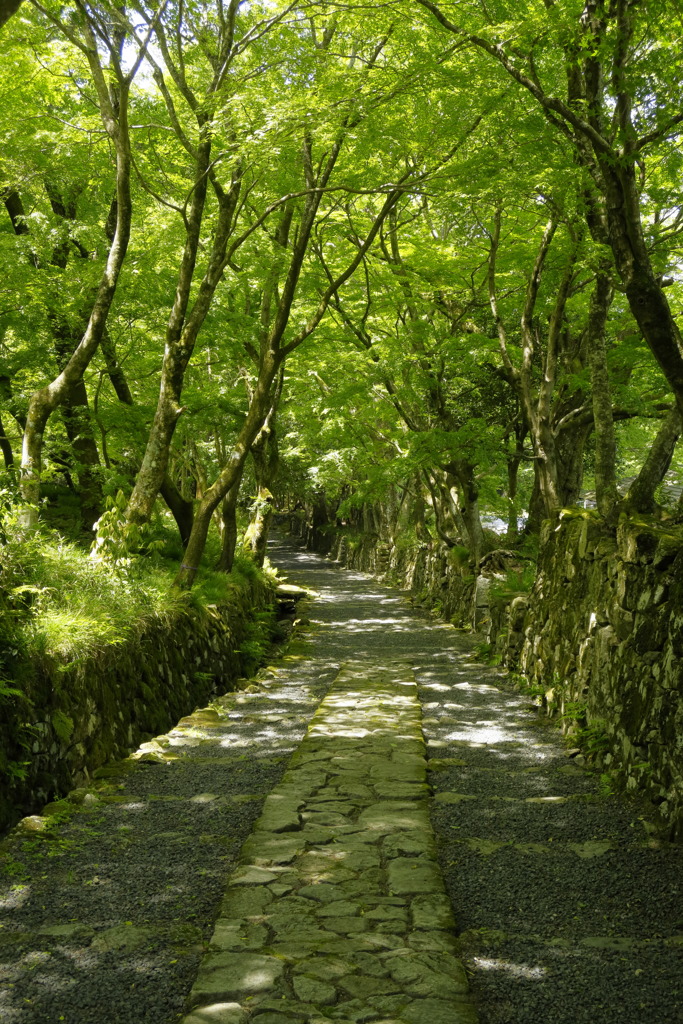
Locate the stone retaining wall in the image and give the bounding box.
[0,575,274,836]
[512,511,683,839]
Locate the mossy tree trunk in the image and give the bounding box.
[98,327,194,545]
[0,414,13,469]
[3,184,104,529]
[626,408,682,514]
[244,372,283,567]
[587,269,618,518]
[217,466,244,574]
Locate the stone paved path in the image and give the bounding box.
[2,532,681,1024]
[263,536,682,1024]
[0,614,335,1024]
[182,662,476,1024]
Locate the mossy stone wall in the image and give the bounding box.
[510,512,683,838]
[0,575,273,836]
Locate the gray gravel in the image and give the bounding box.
[412,610,683,1023]
[1,533,681,1024]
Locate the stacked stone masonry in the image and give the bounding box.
[0,575,274,836]
[515,512,683,839]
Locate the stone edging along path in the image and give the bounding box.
[182,660,478,1024]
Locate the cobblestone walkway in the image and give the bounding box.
[183,662,477,1024]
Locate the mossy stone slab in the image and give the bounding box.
[190,952,285,1000]
[400,997,478,1024]
[384,951,469,997]
[387,858,444,895]
[337,974,403,999]
[220,887,273,917]
[292,975,337,1004]
[410,894,455,931]
[358,802,429,832]
[211,921,269,951]
[181,1003,247,1024]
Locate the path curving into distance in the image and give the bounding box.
[0,532,681,1024]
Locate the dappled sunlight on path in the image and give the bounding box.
[181,660,477,1024]
[270,534,683,1024]
[0,533,680,1024]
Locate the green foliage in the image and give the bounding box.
[91,491,166,567]
[507,671,547,706]
[0,1,681,657]
[50,709,74,745]
[489,564,537,603]
[598,772,617,798]
[1,523,178,667]
[575,718,611,758]
[237,609,277,677]
[561,700,588,725]
[447,546,471,571]
[0,501,281,681]
[0,676,33,785]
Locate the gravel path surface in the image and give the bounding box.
[422,659,683,1024]
[1,533,681,1024]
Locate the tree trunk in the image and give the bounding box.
[217,468,244,573]
[174,353,281,588]
[506,451,522,538]
[555,421,590,507]
[159,476,194,548]
[0,0,23,30]
[0,374,26,431]
[126,155,241,526]
[101,329,134,405]
[423,470,465,548]
[98,327,194,543]
[445,460,486,565]
[3,186,106,526]
[587,269,618,517]
[626,408,682,514]
[19,68,133,528]
[410,480,432,545]
[243,489,275,568]
[244,395,281,566]
[310,492,332,550]
[61,386,102,529]
[52,322,103,529]
[0,414,14,469]
[524,472,546,537]
[599,165,683,418]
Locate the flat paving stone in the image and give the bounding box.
[183,1004,247,1024]
[190,952,285,1000]
[386,857,445,895]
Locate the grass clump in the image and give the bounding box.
[1,535,183,668]
[1,522,274,671]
